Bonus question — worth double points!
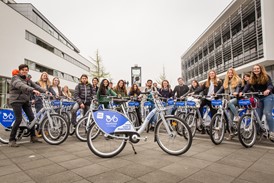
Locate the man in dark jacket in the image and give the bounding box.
[71,74,93,126]
[9,64,46,147]
[173,77,189,98]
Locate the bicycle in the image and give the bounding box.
[86,89,192,158]
[209,94,243,145]
[237,92,274,148]
[0,93,69,145]
[184,95,212,137]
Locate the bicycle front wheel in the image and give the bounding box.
[209,114,225,145]
[41,114,69,145]
[87,122,127,158]
[238,114,256,148]
[0,124,10,144]
[184,113,197,137]
[128,111,141,128]
[76,116,99,142]
[155,116,192,155]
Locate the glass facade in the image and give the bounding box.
[181,0,264,83]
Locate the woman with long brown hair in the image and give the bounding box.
[240,64,274,139]
[113,80,127,98]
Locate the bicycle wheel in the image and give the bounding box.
[238,114,256,148]
[155,116,192,155]
[128,111,141,128]
[87,122,127,158]
[0,124,10,144]
[184,113,197,137]
[41,114,69,145]
[76,116,99,142]
[176,111,187,120]
[209,114,225,145]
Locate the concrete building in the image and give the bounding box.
[0,0,92,107]
[181,0,274,84]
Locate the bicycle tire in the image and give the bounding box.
[209,114,225,145]
[76,116,99,142]
[184,113,197,137]
[238,114,256,148]
[41,114,69,145]
[155,116,192,155]
[0,124,10,144]
[128,111,141,128]
[87,122,127,158]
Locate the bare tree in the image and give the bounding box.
[89,50,109,80]
[155,65,167,85]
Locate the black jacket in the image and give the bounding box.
[194,80,222,96]
[74,82,93,105]
[173,85,189,98]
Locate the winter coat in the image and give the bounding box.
[74,82,93,105]
[9,75,46,104]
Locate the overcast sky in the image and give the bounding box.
[16,0,232,87]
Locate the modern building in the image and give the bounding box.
[181,0,274,84]
[0,0,92,107]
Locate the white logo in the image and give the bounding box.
[3,113,14,120]
[97,112,104,119]
[106,115,118,123]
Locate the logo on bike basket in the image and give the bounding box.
[106,115,118,123]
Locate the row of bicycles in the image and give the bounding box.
[170,92,274,148]
[1,89,273,158]
[0,90,193,158]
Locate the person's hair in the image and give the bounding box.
[242,72,251,86]
[92,77,99,82]
[114,80,127,95]
[161,80,170,88]
[177,77,184,81]
[223,68,241,89]
[98,79,109,95]
[38,72,51,89]
[62,85,72,98]
[146,79,152,83]
[249,64,269,85]
[18,64,29,71]
[191,80,199,88]
[129,84,140,94]
[80,74,88,79]
[205,70,218,87]
[52,77,60,87]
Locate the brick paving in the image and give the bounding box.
[1,133,274,183]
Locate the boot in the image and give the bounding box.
[30,136,43,143]
[225,134,234,141]
[8,140,19,147]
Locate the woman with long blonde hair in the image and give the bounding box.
[240,64,274,139]
[62,85,72,99]
[216,68,242,140]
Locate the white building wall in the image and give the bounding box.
[261,0,274,60]
[0,1,91,89]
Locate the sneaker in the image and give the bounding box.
[8,140,19,147]
[269,132,274,140]
[30,136,43,143]
[225,134,234,141]
[233,116,240,122]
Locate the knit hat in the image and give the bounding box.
[12,69,19,76]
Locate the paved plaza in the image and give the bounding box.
[0,133,274,183]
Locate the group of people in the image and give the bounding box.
[7,63,274,147]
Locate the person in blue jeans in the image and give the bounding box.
[240,64,274,139]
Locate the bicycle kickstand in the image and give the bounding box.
[129,141,137,155]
